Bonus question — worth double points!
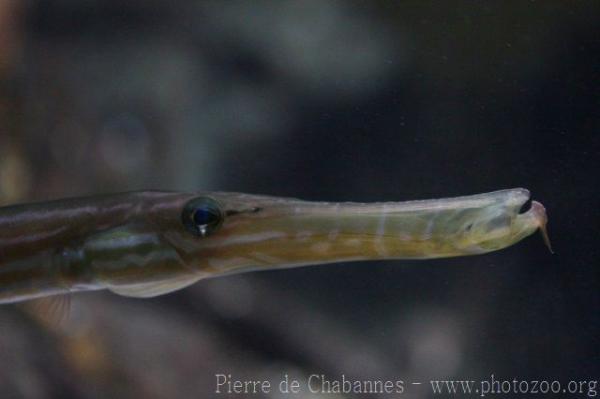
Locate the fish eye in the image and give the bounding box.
[181,197,224,237]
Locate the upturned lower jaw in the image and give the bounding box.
[516,200,552,253]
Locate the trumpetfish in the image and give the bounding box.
[0,188,551,304]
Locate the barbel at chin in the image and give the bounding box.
[0,188,551,304]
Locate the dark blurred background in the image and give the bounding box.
[0,1,598,398]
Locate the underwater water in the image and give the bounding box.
[0,1,597,398]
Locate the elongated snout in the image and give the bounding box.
[188,189,550,276]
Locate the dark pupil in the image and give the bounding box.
[193,208,218,226]
[182,197,223,237]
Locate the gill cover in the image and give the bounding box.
[83,225,203,298]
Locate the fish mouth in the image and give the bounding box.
[464,191,552,254]
[197,189,551,275]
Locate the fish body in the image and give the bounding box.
[0,188,549,304]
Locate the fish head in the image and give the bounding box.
[450,190,551,254]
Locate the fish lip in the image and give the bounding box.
[507,187,531,208]
[529,200,547,223]
[530,200,553,253]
